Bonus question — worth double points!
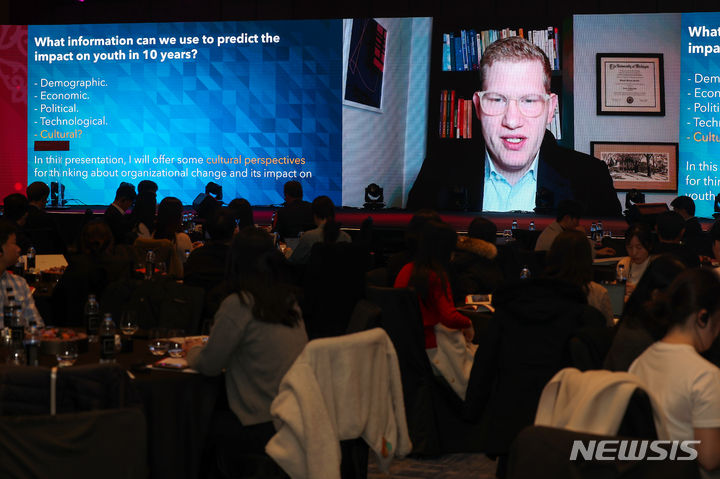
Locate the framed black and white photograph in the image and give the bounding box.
[596,53,665,116]
[591,141,677,191]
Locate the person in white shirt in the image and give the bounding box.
[630,268,720,475]
[0,220,44,327]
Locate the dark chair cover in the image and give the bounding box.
[0,408,147,479]
[367,286,483,455]
[506,426,699,479]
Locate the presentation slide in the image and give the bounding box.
[12,18,431,207]
[680,12,720,216]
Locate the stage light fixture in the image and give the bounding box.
[364,183,384,210]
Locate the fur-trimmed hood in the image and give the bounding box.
[456,236,497,260]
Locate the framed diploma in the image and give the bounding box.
[591,141,677,191]
[596,53,665,116]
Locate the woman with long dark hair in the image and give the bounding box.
[153,196,193,263]
[546,229,613,325]
[288,195,351,264]
[630,268,720,474]
[394,219,473,349]
[186,227,308,452]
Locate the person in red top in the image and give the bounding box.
[394,219,473,349]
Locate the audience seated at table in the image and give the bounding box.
[652,210,701,267]
[186,227,308,456]
[450,216,504,302]
[184,207,236,319]
[0,220,43,327]
[604,254,686,371]
[154,196,194,268]
[52,219,134,326]
[25,181,65,254]
[130,190,157,239]
[227,198,254,229]
[615,223,653,300]
[629,268,720,475]
[2,193,30,254]
[535,199,615,258]
[394,219,474,349]
[272,180,314,241]
[546,229,614,325]
[386,209,441,285]
[288,195,351,265]
[103,182,137,246]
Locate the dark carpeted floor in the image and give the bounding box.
[368,453,497,478]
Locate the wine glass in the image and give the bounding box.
[167,329,185,358]
[56,341,78,367]
[148,328,169,356]
[120,311,139,337]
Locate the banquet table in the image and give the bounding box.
[33,335,223,479]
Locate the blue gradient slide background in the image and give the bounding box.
[28,20,343,205]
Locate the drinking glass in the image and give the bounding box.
[167,329,185,358]
[148,328,169,356]
[56,341,78,367]
[120,311,139,337]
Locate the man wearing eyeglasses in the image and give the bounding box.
[407,36,621,217]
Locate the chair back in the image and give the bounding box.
[506,425,699,479]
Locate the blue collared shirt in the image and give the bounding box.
[482,150,539,212]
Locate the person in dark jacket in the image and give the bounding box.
[652,210,701,267]
[450,217,504,302]
[272,180,314,241]
[464,277,605,461]
[25,181,65,253]
[103,182,137,246]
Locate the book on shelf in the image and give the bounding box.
[441,26,560,72]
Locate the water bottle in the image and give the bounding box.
[9,307,24,344]
[145,249,155,280]
[3,288,15,329]
[184,249,191,261]
[99,313,117,363]
[24,323,39,366]
[618,264,627,283]
[597,221,604,238]
[26,246,36,271]
[520,265,531,280]
[590,223,597,241]
[84,294,101,343]
[529,221,535,231]
[511,219,518,230]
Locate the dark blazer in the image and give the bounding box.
[274,200,314,239]
[103,205,135,246]
[24,205,65,254]
[407,131,622,217]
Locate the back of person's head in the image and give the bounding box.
[312,196,341,243]
[409,219,457,303]
[623,254,686,331]
[480,36,552,93]
[0,219,16,248]
[207,207,236,241]
[656,211,685,241]
[79,219,114,256]
[556,199,583,222]
[711,220,720,242]
[26,182,50,204]
[205,182,223,200]
[131,191,157,233]
[155,197,183,240]
[228,198,254,229]
[546,229,592,289]
[670,195,695,217]
[468,217,498,244]
[650,268,720,342]
[625,223,653,251]
[227,227,300,327]
[2,193,29,223]
[137,180,158,195]
[284,180,303,200]
[406,209,442,253]
[114,182,137,203]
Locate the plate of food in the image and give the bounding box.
[37,328,88,355]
